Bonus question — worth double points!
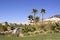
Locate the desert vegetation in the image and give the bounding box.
[0,9,60,36]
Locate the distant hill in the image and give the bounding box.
[44,14,60,22]
[50,14,60,18]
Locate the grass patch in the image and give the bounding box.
[0,33,60,40]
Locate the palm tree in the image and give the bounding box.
[32,9,38,25]
[35,16,39,24]
[41,8,46,23]
[28,15,33,23]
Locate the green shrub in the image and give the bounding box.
[21,26,36,33]
[2,26,8,31]
[10,26,15,30]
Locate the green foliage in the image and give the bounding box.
[2,22,9,31]
[10,26,15,30]
[28,15,33,22]
[2,26,8,31]
[50,23,56,31]
[35,16,39,23]
[21,26,36,33]
[0,23,3,31]
[0,21,60,34]
[41,8,46,13]
[38,22,60,33]
[28,15,33,20]
[9,23,16,30]
[4,22,9,26]
[53,22,60,33]
[32,9,38,14]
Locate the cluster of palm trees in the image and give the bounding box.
[28,8,46,25]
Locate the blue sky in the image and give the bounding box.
[0,0,60,23]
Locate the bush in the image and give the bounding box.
[2,26,8,31]
[10,26,15,30]
[21,26,36,33]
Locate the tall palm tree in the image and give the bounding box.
[32,9,38,25]
[28,15,33,23]
[41,8,46,23]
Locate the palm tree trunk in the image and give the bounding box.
[42,14,44,23]
[34,14,35,25]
